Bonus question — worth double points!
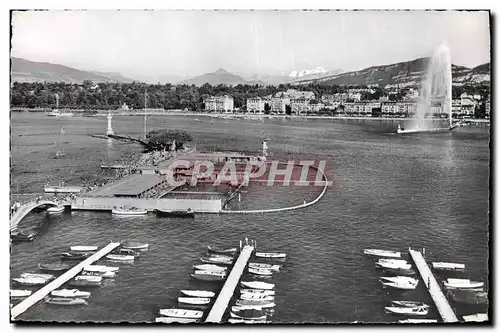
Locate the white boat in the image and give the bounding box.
[380,276,418,290]
[443,278,484,290]
[191,270,226,281]
[120,241,149,250]
[397,124,454,134]
[178,297,211,306]
[378,259,408,265]
[155,317,199,323]
[112,208,147,216]
[207,245,238,255]
[255,252,286,259]
[248,267,273,276]
[193,264,227,272]
[13,277,47,285]
[380,276,418,284]
[228,318,268,324]
[364,249,401,258]
[44,297,87,306]
[158,308,204,319]
[106,254,135,262]
[75,275,102,283]
[82,270,116,278]
[83,265,119,273]
[51,289,91,299]
[236,299,276,308]
[240,293,274,301]
[20,273,55,281]
[376,261,412,270]
[10,289,32,298]
[390,301,429,308]
[200,257,233,265]
[432,262,465,271]
[44,185,82,194]
[463,313,488,322]
[249,263,281,272]
[70,246,98,252]
[181,290,215,298]
[47,205,66,214]
[230,310,267,321]
[399,319,438,323]
[385,306,429,316]
[240,288,275,296]
[241,281,274,290]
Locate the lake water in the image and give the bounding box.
[10,113,490,323]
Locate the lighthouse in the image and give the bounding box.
[262,138,269,158]
[106,112,114,136]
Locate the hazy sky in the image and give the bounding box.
[11,10,490,79]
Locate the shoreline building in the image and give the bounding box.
[246,97,266,114]
[204,95,234,113]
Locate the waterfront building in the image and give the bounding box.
[452,100,462,116]
[308,101,325,113]
[270,95,290,114]
[246,97,265,114]
[291,97,310,115]
[396,102,418,116]
[348,92,362,102]
[460,94,476,116]
[285,89,315,100]
[204,96,234,113]
[381,101,399,115]
[343,101,380,116]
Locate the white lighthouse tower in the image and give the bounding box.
[106,112,114,136]
[262,138,269,158]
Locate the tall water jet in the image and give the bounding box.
[399,44,453,133]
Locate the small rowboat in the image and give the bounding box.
[385,306,429,316]
[21,273,55,281]
[155,209,195,218]
[230,309,267,321]
[112,248,140,257]
[236,299,276,308]
[70,246,98,252]
[248,268,273,276]
[432,262,465,271]
[75,275,102,283]
[200,257,233,265]
[38,263,70,271]
[378,259,408,265]
[241,281,274,290]
[255,252,286,259]
[47,206,66,214]
[443,278,484,290]
[448,290,488,305]
[51,289,91,298]
[10,289,32,298]
[120,241,149,251]
[380,280,418,290]
[106,254,134,262]
[463,313,488,322]
[390,301,429,308]
[81,270,116,279]
[178,297,211,306]
[68,279,101,287]
[112,207,147,216]
[207,245,238,255]
[191,270,226,281]
[155,317,199,323]
[44,297,87,306]
[228,318,268,324]
[83,265,119,273]
[364,249,401,258]
[376,261,412,270]
[240,293,274,301]
[61,252,90,260]
[12,277,47,286]
[240,289,275,296]
[399,319,438,324]
[193,264,227,272]
[181,290,215,298]
[158,308,204,319]
[249,263,281,272]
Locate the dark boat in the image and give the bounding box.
[155,208,195,218]
[68,279,101,287]
[111,248,140,257]
[61,252,91,260]
[10,229,36,242]
[207,245,238,255]
[448,289,488,305]
[38,263,70,272]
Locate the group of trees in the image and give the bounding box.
[145,129,193,152]
[10,80,490,111]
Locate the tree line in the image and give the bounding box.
[10,80,490,111]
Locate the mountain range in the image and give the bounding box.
[10,56,490,87]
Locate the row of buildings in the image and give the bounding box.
[204,90,489,117]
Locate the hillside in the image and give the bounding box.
[295,57,490,87]
[178,68,262,86]
[10,57,134,84]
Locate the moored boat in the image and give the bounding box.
[155,317,199,323]
[200,256,233,265]
[112,248,140,257]
[158,308,204,319]
[181,290,215,298]
[68,279,101,287]
[255,252,286,259]
[241,281,274,290]
[230,308,267,321]
[240,293,275,301]
[178,297,211,306]
[51,289,91,298]
[10,289,32,298]
[240,288,275,296]
[443,278,484,290]
[83,265,119,273]
[380,276,418,284]
[106,254,134,262]
[20,273,55,281]
[463,313,488,322]
[228,318,268,324]
[120,240,149,250]
[47,205,66,214]
[249,263,281,272]
[248,267,273,276]
[364,249,401,258]
[399,319,438,324]
[75,275,102,283]
[190,270,226,281]
[61,252,91,260]
[376,260,412,270]
[44,297,88,306]
[12,277,47,286]
[448,290,488,305]
[380,278,418,290]
[382,267,416,276]
[155,208,195,218]
[193,264,227,272]
[10,229,36,241]
[236,299,276,308]
[112,207,147,215]
[378,259,408,265]
[81,270,116,279]
[70,246,98,252]
[38,262,70,272]
[207,245,238,255]
[432,262,465,271]
[385,306,429,316]
[390,301,429,308]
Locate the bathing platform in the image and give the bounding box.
[11,242,121,320]
[204,244,254,323]
[409,248,458,323]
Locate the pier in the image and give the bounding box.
[409,248,458,323]
[204,244,254,323]
[11,242,121,320]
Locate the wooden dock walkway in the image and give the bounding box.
[204,245,254,323]
[409,248,458,323]
[11,242,121,321]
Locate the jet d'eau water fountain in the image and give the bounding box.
[397,44,456,134]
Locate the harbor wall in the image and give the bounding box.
[71,197,222,213]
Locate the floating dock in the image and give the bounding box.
[204,244,254,323]
[409,248,459,323]
[11,242,121,320]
